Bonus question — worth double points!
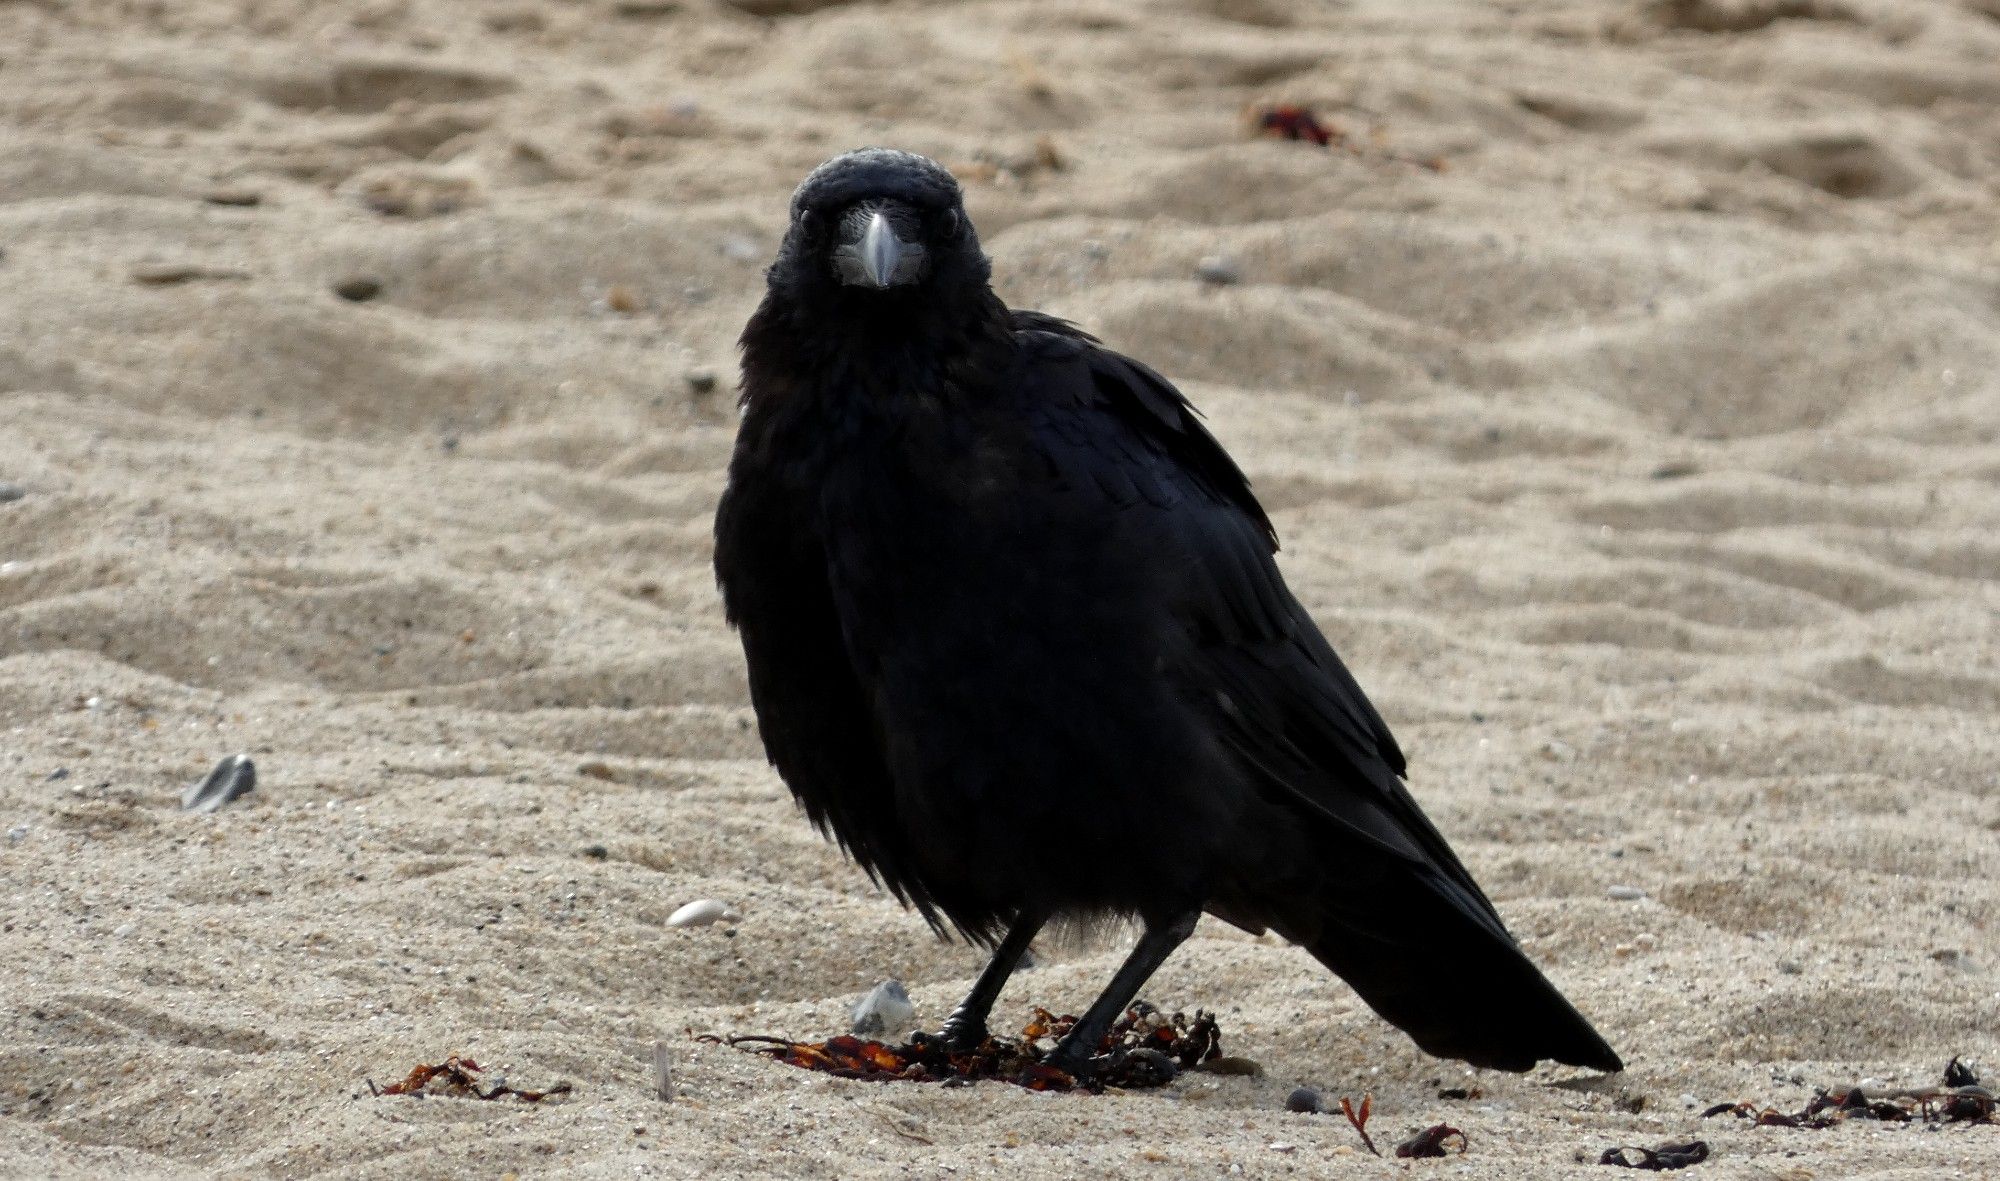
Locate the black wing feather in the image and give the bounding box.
[1013,317,1620,1071]
[1015,312,1427,838]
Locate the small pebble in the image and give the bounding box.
[203,187,263,207]
[131,261,249,285]
[1606,885,1647,901]
[1268,1142,1296,1153]
[182,754,256,814]
[6,825,27,844]
[581,844,609,860]
[334,277,382,302]
[0,482,23,503]
[851,979,917,1036]
[666,899,739,928]
[605,284,642,314]
[1195,254,1241,286]
[686,368,718,395]
[1285,1086,1324,1114]
[113,923,135,937]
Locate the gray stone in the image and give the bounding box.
[1195,254,1241,286]
[183,754,256,813]
[850,979,916,1036]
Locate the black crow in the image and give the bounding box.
[713,148,1622,1076]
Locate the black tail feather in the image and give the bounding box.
[1300,869,1622,1073]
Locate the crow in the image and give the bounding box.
[713,148,1622,1077]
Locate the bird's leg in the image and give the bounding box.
[1043,910,1201,1075]
[935,912,1046,1051]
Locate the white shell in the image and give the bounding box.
[666,899,739,928]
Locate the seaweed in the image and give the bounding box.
[711,1002,1221,1094]
[1699,1058,1994,1129]
[367,1056,572,1103]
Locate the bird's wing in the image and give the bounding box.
[713,460,945,932]
[1011,316,1507,936]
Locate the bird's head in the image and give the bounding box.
[768,149,990,307]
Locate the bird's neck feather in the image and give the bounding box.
[740,286,1011,416]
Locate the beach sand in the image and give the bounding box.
[2,0,1998,1176]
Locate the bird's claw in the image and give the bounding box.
[934,1015,988,1052]
[1039,1039,1096,1081]
[1039,1044,1178,1089]
[1114,1046,1179,1086]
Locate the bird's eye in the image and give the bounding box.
[941,208,961,237]
[796,209,816,233]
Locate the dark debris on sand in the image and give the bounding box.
[1599,1140,1709,1170]
[712,1002,1221,1093]
[1395,1122,1468,1158]
[1699,1057,1995,1129]
[367,1056,572,1103]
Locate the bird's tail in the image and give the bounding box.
[1298,861,1622,1073]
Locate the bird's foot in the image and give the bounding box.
[933,1013,989,1052]
[1039,1039,1178,1089]
[1041,1037,1091,1079]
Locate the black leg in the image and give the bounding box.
[936,912,1046,1050]
[1044,910,1201,1074]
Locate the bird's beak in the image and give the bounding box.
[857,212,903,288]
[834,205,926,289]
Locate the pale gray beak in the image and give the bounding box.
[834,206,926,289]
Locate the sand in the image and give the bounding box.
[2,0,1998,1176]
